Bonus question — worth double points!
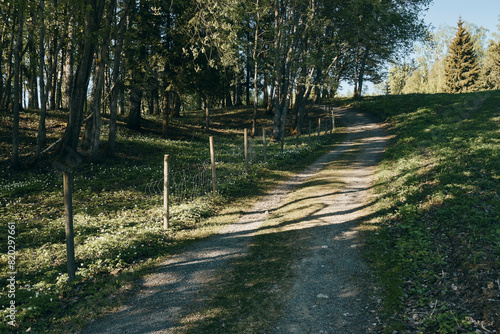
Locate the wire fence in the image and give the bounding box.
[143,139,260,206]
[144,161,214,205]
[144,107,337,225]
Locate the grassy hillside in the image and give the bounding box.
[347,91,500,333]
[0,105,343,333]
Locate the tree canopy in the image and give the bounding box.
[383,18,500,95]
[1,0,432,168]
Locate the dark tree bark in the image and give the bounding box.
[27,17,39,109]
[58,0,105,162]
[204,94,210,131]
[11,4,24,169]
[127,85,142,130]
[234,70,241,106]
[85,24,111,162]
[252,0,260,137]
[35,0,47,160]
[62,22,74,110]
[353,47,369,99]
[161,90,170,138]
[1,16,15,108]
[108,0,128,156]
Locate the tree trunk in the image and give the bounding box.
[118,81,125,115]
[204,94,210,131]
[85,15,111,162]
[108,0,126,156]
[11,5,24,169]
[56,49,65,109]
[161,90,170,138]
[263,72,269,112]
[297,82,312,134]
[0,11,5,105]
[48,36,57,110]
[2,20,15,108]
[151,86,159,115]
[127,86,142,130]
[62,22,74,110]
[234,70,241,106]
[353,47,369,99]
[58,0,105,161]
[356,48,369,99]
[246,32,251,107]
[252,0,260,137]
[173,93,181,117]
[35,0,47,160]
[266,75,274,115]
[28,18,39,109]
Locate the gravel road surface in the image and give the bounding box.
[82,107,388,334]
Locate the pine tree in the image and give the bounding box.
[444,18,480,93]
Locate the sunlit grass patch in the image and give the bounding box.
[354,91,500,333]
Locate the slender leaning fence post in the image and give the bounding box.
[63,171,76,282]
[262,127,267,163]
[209,136,217,195]
[244,128,249,174]
[163,154,170,230]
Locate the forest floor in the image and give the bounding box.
[81,107,389,333]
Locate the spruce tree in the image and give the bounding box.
[444,18,480,93]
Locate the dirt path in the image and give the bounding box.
[82,108,388,334]
[272,108,389,333]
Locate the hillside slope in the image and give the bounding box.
[350,91,500,333]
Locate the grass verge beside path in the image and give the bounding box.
[0,106,344,333]
[345,92,500,333]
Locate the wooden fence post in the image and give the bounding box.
[317,118,321,139]
[262,127,267,163]
[63,172,76,282]
[163,154,170,230]
[209,136,217,195]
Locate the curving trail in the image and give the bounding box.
[272,107,389,333]
[82,107,389,334]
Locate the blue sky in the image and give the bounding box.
[424,0,500,38]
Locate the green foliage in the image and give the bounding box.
[444,19,481,93]
[388,61,417,95]
[481,39,500,89]
[386,22,495,95]
[352,91,500,332]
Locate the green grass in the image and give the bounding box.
[345,91,500,333]
[0,105,342,333]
